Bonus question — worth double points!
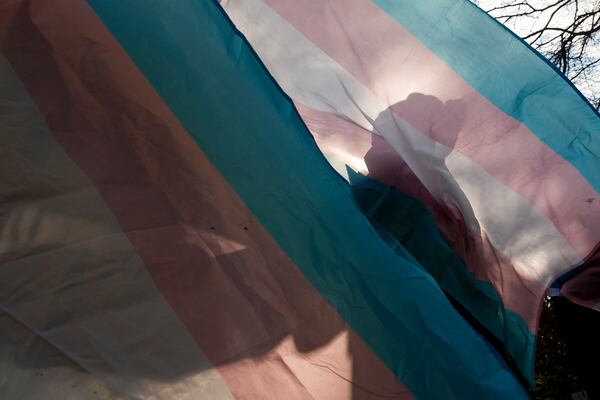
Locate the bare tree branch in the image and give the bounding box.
[478,0,600,109]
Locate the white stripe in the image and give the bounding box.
[0,311,115,400]
[0,56,233,400]
[221,0,581,283]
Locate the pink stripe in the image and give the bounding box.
[562,248,600,310]
[264,0,600,261]
[297,102,545,330]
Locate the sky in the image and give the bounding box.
[472,0,600,105]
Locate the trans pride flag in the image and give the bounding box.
[0,0,595,398]
[221,0,600,382]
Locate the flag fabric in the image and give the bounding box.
[562,263,600,312]
[219,0,600,382]
[0,0,531,399]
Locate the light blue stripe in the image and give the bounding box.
[373,0,600,193]
[88,1,529,398]
[349,169,536,381]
